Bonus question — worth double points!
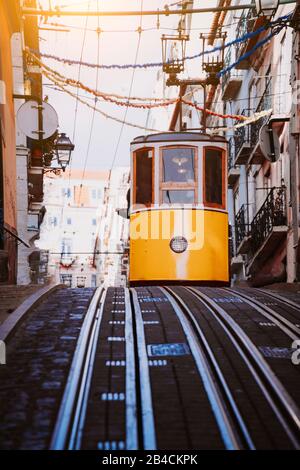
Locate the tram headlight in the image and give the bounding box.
[170,236,188,254]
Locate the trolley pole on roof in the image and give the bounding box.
[175,79,207,132]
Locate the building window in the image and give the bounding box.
[92,218,97,226]
[133,148,154,206]
[97,189,102,199]
[49,216,58,227]
[91,274,97,287]
[67,218,72,225]
[91,189,97,199]
[60,274,72,287]
[77,276,86,288]
[62,188,71,198]
[61,238,72,256]
[160,146,198,204]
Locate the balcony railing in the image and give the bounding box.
[0,218,30,249]
[234,109,252,157]
[235,204,249,249]
[222,48,233,95]
[250,186,287,254]
[235,4,256,58]
[250,77,272,149]
[234,187,287,258]
[228,137,235,171]
[233,77,273,163]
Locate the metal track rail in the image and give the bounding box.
[187,287,300,449]
[225,288,300,341]
[51,287,140,450]
[162,287,250,450]
[259,289,300,312]
[131,288,157,450]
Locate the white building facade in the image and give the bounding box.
[38,170,108,288]
[94,167,130,288]
[38,167,130,288]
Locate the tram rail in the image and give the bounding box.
[162,287,254,450]
[260,288,300,312]
[33,284,300,450]
[224,288,300,341]
[185,286,300,449]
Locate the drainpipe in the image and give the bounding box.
[289,20,300,281]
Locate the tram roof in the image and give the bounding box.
[131,132,227,145]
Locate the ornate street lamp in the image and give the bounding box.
[55,133,74,171]
[161,33,189,86]
[255,0,279,17]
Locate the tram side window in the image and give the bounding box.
[204,148,224,207]
[134,148,153,206]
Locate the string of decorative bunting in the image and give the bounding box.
[29,51,249,121]
[43,63,274,134]
[42,70,162,132]
[28,13,291,71]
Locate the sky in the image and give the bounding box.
[38,0,217,172]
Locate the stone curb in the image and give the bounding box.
[0,284,65,342]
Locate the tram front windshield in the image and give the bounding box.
[161,147,196,204]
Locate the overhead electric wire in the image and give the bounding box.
[41,73,161,132]
[78,0,101,205]
[41,20,245,34]
[62,0,91,225]
[109,0,144,174]
[43,82,292,106]
[30,13,292,72]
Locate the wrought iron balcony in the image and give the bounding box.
[250,186,287,254]
[0,216,30,249]
[228,138,234,170]
[222,49,242,101]
[235,204,249,250]
[233,77,273,165]
[235,1,266,70]
[227,137,240,186]
[248,77,273,163]
[60,255,76,268]
[234,109,252,164]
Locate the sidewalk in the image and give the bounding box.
[0,285,43,326]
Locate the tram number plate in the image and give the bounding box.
[147,343,190,357]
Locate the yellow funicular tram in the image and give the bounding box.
[128,131,229,286]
